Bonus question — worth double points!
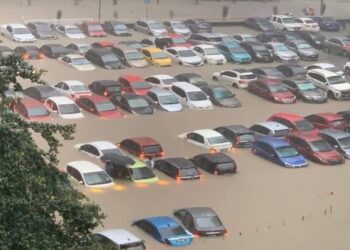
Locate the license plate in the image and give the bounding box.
[220,148,229,153]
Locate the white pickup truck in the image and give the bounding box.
[0,23,36,42]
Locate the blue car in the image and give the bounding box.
[252,137,308,168]
[216,42,252,64]
[133,216,193,246]
[311,16,340,31]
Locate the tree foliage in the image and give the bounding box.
[0,56,106,249]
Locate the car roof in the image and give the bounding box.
[319,128,350,139]
[172,81,202,91]
[196,32,222,38]
[310,112,343,121]
[309,63,335,68]
[256,136,290,147]
[124,136,159,146]
[164,157,195,169]
[192,129,223,138]
[142,47,162,53]
[308,68,339,77]
[120,74,144,82]
[194,44,216,49]
[195,152,234,164]
[147,74,174,80]
[168,46,191,51]
[64,53,85,59]
[80,94,109,102]
[143,216,177,228]
[231,68,253,74]
[26,85,57,93]
[59,80,85,86]
[256,121,289,130]
[270,112,304,121]
[181,207,217,217]
[92,80,118,86]
[166,33,184,38]
[67,161,104,173]
[84,140,117,150]
[115,44,138,52]
[88,48,113,55]
[218,125,252,134]
[46,96,75,105]
[8,23,27,28]
[95,229,142,245]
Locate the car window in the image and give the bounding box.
[147,92,158,102]
[80,144,99,156]
[67,166,83,182]
[250,125,270,135]
[172,86,186,98]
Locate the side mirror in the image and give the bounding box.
[78,180,84,185]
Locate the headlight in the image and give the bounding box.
[256,54,262,58]
[315,41,321,44]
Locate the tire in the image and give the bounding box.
[212,76,218,81]
[204,59,207,64]
[232,82,238,88]
[328,91,336,100]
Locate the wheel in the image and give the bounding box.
[327,91,336,100]
[179,61,183,66]
[204,59,207,64]
[212,76,218,81]
[232,82,238,88]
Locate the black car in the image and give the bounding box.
[116,93,154,115]
[154,157,201,180]
[337,110,350,123]
[175,73,208,87]
[240,41,273,62]
[14,46,42,60]
[103,20,131,36]
[200,85,241,108]
[192,152,237,174]
[26,22,57,39]
[276,64,307,77]
[256,31,286,43]
[39,44,68,58]
[214,125,255,148]
[297,31,325,49]
[243,17,275,32]
[88,80,122,98]
[117,40,143,50]
[184,18,212,33]
[0,45,13,58]
[251,67,284,80]
[282,78,327,103]
[174,207,227,236]
[85,48,124,69]
[23,86,61,102]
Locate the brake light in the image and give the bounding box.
[22,53,29,60]
[139,153,145,159]
[238,80,245,84]
[160,151,165,157]
[224,229,228,237]
[175,175,181,181]
[38,53,45,59]
[103,91,108,96]
[209,148,217,154]
[192,233,199,238]
[230,146,236,153]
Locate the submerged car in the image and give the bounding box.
[200,85,241,108]
[215,125,255,148]
[154,157,202,180]
[146,87,183,112]
[319,129,350,159]
[93,229,146,250]
[216,42,252,64]
[116,93,154,115]
[192,153,237,175]
[282,78,327,103]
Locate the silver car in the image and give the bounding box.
[265,42,299,63]
[146,87,183,112]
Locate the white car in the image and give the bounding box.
[146,87,183,112]
[44,96,84,119]
[163,20,191,36]
[75,141,125,160]
[58,54,95,71]
[66,161,114,188]
[306,63,343,76]
[145,74,178,90]
[212,69,257,88]
[232,33,259,43]
[306,69,350,100]
[0,23,36,42]
[170,82,213,110]
[180,129,233,153]
[270,15,303,31]
[192,44,227,65]
[93,229,146,249]
[134,20,167,36]
[54,24,85,39]
[295,17,320,32]
[53,80,92,99]
[165,47,203,66]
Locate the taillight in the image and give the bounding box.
[38,53,45,59]
[22,53,29,60]
[209,148,217,154]
[223,229,229,237]
[139,153,145,159]
[160,151,165,157]
[103,91,108,96]
[175,175,181,181]
[238,80,245,84]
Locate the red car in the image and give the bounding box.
[155,33,192,49]
[287,134,344,165]
[13,97,51,121]
[91,41,114,48]
[247,79,296,104]
[118,137,164,159]
[268,112,319,136]
[81,21,106,37]
[75,94,123,119]
[117,75,152,96]
[305,112,348,131]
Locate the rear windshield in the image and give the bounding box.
[95,101,116,112]
[217,162,234,171]
[207,136,228,145]
[159,226,186,238]
[143,145,162,154]
[275,145,299,158]
[195,216,222,228]
[238,133,255,141]
[59,104,80,114]
[187,91,207,101]
[179,167,199,177]
[295,120,314,132]
[274,129,290,137]
[130,166,155,180]
[310,140,332,152]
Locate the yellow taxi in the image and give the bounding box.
[140,47,172,67]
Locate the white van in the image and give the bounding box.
[270,15,303,31]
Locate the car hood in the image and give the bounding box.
[299,48,318,55]
[14,33,36,41]
[104,61,124,69]
[129,59,149,68]
[284,23,303,28]
[217,97,241,108]
[274,91,295,99]
[302,88,326,97]
[276,50,298,58]
[131,106,154,115]
[281,155,307,167]
[207,54,226,61]
[316,150,342,160]
[181,55,203,64]
[100,110,124,119]
[160,103,183,112]
[232,52,251,60]
[332,82,350,91]
[153,58,172,66]
[67,33,85,39]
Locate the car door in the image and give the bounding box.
[166,48,178,62]
[171,86,187,106]
[67,166,84,184]
[307,72,327,89]
[220,71,236,84]
[186,132,205,148]
[288,137,309,157]
[283,80,298,96]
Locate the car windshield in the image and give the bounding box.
[159,95,179,105]
[101,148,124,156]
[295,120,315,131]
[27,107,49,117]
[252,45,267,52]
[79,45,91,53]
[332,119,346,127]
[283,18,297,24]
[13,28,30,34]
[179,167,199,177]
[229,47,246,53]
[159,225,186,239]
[88,25,103,31]
[195,216,222,228]
[107,85,122,93]
[275,44,289,51]
[297,43,312,49]
[130,166,155,180]
[66,28,81,34]
[59,104,80,114]
[126,51,144,60]
[84,171,112,185]
[72,57,90,65]
[172,37,187,44]
[173,22,187,29]
[128,98,149,108]
[102,54,118,63]
[149,22,164,29]
[238,133,255,141]
[217,162,234,171]
[207,136,228,145]
[96,101,116,112]
[120,242,146,250]
[240,74,256,79]
[204,47,220,55]
[338,137,350,149]
[71,85,90,92]
[213,89,234,99]
[187,91,207,101]
[162,78,176,85]
[328,76,346,85]
[275,146,299,158]
[152,51,169,59]
[132,82,152,90]
[178,50,196,57]
[310,140,332,152]
[298,82,317,91]
[143,145,162,154]
[269,84,288,93]
[114,24,128,30]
